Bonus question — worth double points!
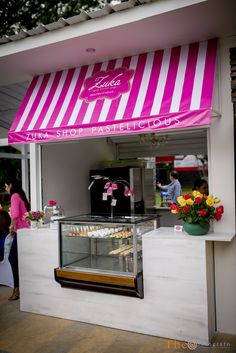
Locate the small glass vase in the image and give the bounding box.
[44,203,64,224]
[30,220,39,229]
[183,222,210,236]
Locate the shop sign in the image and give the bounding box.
[8,110,211,144]
[79,67,134,102]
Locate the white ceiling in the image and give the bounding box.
[110,129,208,158]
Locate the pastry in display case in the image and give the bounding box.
[54,214,158,298]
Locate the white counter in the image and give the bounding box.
[17,226,235,345]
[146,227,235,241]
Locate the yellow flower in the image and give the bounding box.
[206,199,214,207]
[192,190,203,198]
[171,209,178,214]
[207,194,214,200]
[177,196,185,203]
[186,198,194,206]
[177,196,187,206]
[214,198,221,204]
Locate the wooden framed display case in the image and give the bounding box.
[55,214,158,298]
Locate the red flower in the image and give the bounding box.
[183,193,191,200]
[49,200,57,206]
[195,197,202,204]
[216,206,224,214]
[215,212,222,221]
[183,205,189,213]
[199,209,207,216]
[170,204,180,213]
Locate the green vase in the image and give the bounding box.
[183,222,210,236]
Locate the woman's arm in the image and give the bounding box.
[9,194,21,234]
[157,183,168,191]
[10,193,21,219]
[9,220,17,235]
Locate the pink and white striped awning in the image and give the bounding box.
[9,39,217,144]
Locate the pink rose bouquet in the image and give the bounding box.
[24,210,44,222]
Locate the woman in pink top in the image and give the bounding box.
[5,178,30,300]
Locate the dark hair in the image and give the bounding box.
[4,178,30,212]
[192,178,208,190]
[0,210,11,238]
[170,171,179,180]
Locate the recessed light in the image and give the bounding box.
[86,48,96,53]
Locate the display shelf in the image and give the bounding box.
[55,214,157,298]
[66,233,132,239]
[64,254,138,274]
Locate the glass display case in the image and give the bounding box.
[55,214,158,298]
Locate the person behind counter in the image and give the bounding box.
[157,171,182,204]
[4,178,30,300]
[192,178,209,195]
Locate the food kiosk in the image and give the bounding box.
[5,25,236,346]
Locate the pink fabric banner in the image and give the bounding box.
[8,39,217,145]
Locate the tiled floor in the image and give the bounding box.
[0,285,236,353]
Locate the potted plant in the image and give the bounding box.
[170,191,224,235]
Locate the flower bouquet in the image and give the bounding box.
[24,211,44,222]
[24,211,44,229]
[170,191,224,235]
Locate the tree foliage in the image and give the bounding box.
[0,0,103,36]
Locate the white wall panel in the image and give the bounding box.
[41,138,116,217]
[209,36,236,334]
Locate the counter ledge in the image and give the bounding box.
[144,227,235,242]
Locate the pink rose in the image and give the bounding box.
[49,200,57,206]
